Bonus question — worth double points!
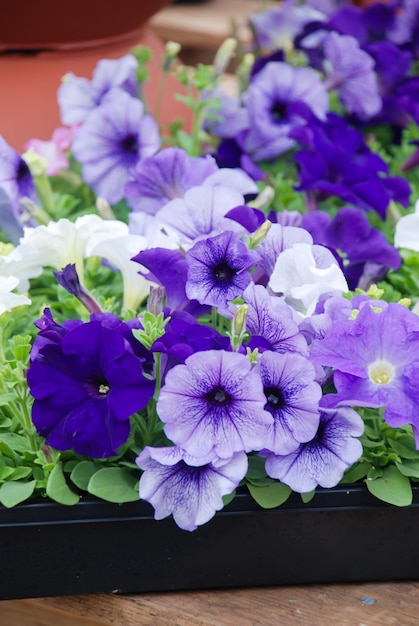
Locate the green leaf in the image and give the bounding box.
[0,480,36,508]
[46,463,80,506]
[222,490,236,506]
[366,465,412,507]
[247,481,291,509]
[300,490,315,503]
[395,460,419,479]
[390,438,419,460]
[9,466,32,481]
[0,432,31,453]
[367,466,384,480]
[89,467,139,503]
[70,460,101,491]
[341,462,372,484]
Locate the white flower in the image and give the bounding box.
[0,242,43,292]
[85,232,151,311]
[0,276,31,315]
[394,200,419,251]
[268,243,348,317]
[18,214,128,282]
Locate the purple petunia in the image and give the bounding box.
[0,136,38,224]
[27,310,155,458]
[58,54,139,126]
[185,230,260,308]
[257,350,321,455]
[137,446,248,531]
[264,403,364,492]
[310,302,419,444]
[71,89,160,205]
[157,349,273,460]
[243,61,329,161]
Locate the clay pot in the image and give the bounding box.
[0,2,190,150]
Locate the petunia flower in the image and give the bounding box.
[185,230,260,308]
[322,31,381,120]
[0,275,31,315]
[257,350,321,455]
[58,54,139,126]
[27,311,155,458]
[268,243,348,317]
[243,61,329,161]
[157,349,273,460]
[394,199,419,251]
[137,446,248,531]
[309,302,419,444]
[0,136,39,224]
[71,89,160,205]
[155,185,246,249]
[24,126,77,176]
[264,404,364,492]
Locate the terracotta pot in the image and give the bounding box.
[0,2,191,150]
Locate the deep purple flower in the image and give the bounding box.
[157,350,273,459]
[243,61,329,161]
[293,113,411,217]
[323,31,381,120]
[137,446,248,531]
[0,136,38,223]
[53,263,102,314]
[264,404,364,492]
[72,89,160,204]
[310,302,419,443]
[27,311,155,458]
[302,207,402,289]
[58,54,139,126]
[185,231,260,308]
[257,351,321,455]
[213,137,265,181]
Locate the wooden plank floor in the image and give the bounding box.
[1,582,419,625]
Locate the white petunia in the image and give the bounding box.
[0,276,31,315]
[394,200,419,251]
[85,231,151,311]
[268,243,348,317]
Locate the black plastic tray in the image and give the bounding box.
[1,484,418,600]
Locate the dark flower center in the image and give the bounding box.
[271,100,288,123]
[205,385,232,406]
[85,379,110,399]
[17,158,31,183]
[264,386,285,411]
[120,133,138,155]
[213,262,236,282]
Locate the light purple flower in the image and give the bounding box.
[243,61,329,161]
[155,185,246,249]
[185,231,260,308]
[58,54,139,126]
[157,349,273,459]
[264,404,364,492]
[124,147,257,214]
[136,446,248,531]
[310,302,419,442]
[323,32,381,120]
[72,89,160,204]
[257,351,321,455]
[0,136,38,222]
[240,283,308,355]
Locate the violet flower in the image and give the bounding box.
[243,61,329,161]
[257,350,321,455]
[157,349,273,460]
[292,113,411,217]
[264,404,364,492]
[71,89,160,205]
[137,446,248,531]
[0,136,39,224]
[310,302,419,444]
[27,311,155,458]
[322,31,381,120]
[185,230,260,308]
[58,54,139,125]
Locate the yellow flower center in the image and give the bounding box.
[367,359,396,385]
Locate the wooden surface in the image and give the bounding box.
[1,582,419,625]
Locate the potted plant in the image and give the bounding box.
[1,0,419,600]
